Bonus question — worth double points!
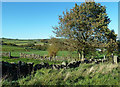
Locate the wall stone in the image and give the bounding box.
[20,53,41,59]
[0,52,11,58]
[19,53,72,61]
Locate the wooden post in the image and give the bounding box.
[113,56,118,64]
[104,55,105,59]
[9,52,11,58]
[79,53,80,60]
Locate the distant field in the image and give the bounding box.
[2,38,45,45]
[2,45,26,52]
[2,45,78,57]
[1,38,106,58]
[2,45,104,59]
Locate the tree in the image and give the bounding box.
[48,44,59,57]
[117,40,120,56]
[53,2,117,60]
[105,30,118,56]
[48,38,61,57]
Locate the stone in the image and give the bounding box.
[52,64,57,70]
[2,52,11,58]
[40,62,44,65]
[41,56,43,58]
[44,62,49,69]
[94,60,99,64]
[21,62,26,66]
[84,58,89,63]
[27,62,34,65]
[34,64,42,71]
[55,64,60,69]
[89,59,93,63]
[67,60,80,68]
[18,61,22,65]
[69,60,76,64]
[62,61,67,66]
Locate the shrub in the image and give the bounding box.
[48,44,59,57]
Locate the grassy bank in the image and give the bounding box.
[2,63,119,86]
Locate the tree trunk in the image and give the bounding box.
[78,53,81,60]
[104,55,105,59]
[78,49,81,60]
[81,50,84,60]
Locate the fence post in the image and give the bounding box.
[113,56,118,64]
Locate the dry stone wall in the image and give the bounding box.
[2,56,119,80]
[20,53,42,59]
[19,53,73,61]
[1,52,119,63]
[0,52,11,58]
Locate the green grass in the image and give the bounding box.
[2,38,33,45]
[1,38,119,86]
[2,45,26,52]
[2,57,63,65]
[2,45,48,56]
[2,45,79,57]
[2,63,119,86]
[2,38,45,46]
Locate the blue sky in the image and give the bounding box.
[2,2,118,39]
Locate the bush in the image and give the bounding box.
[48,44,59,57]
[21,43,35,47]
[4,43,17,46]
[32,44,48,51]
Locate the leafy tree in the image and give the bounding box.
[53,2,117,60]
[48,44,59,57]
[105,30,118,56]
[117,40,120,56]
[118,40,120,51]
[48,38,61,57]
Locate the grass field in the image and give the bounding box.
[1,38,119,86]
[1,38,106,58]
[2,38,45,46]
[2,44,79,57]
[2,57,62,65]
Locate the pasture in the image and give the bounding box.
[2,44,79,57]
[1,38,120,86]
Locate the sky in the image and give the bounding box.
[2,2,118,39]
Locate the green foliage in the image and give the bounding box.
[117,40,120,55]
[48,44,59,57]
[22,43,35,47]
[2,45,26,52]
[1,38,48,46]
[53,2,118,59]
[40,39,49,43]
[32,44,48,51]
[48,38,60,57]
